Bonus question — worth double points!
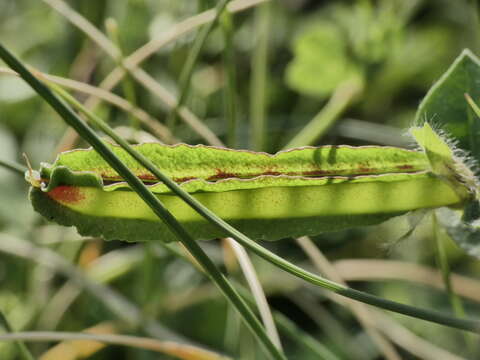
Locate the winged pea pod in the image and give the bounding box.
[27,123,476,242]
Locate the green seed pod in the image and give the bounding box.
[27,124,475,242]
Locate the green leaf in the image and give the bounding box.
[410,122,454,175]
[285,22,363,98]
[415,49,480,158]
[416,51,480,259]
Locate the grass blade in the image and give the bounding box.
[221,10,238,148]
[2,44,480,335]
[250,2,270,151]
[285,80,361,148]
[0,233,188,342]
[88,0,269,122]
[166,0,229,131]
[296,236,400,360]
[0,43,286,360]
[0,310,35,360]
[0,67,175,143]
[0,331,230,360]
[42,0,223,147]
[105,18,139,130]
[45,63,282,353]
[0,158,27,176]
[226,238,282,350]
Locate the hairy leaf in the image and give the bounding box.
[415,49,480,159]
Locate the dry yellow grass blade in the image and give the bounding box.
[333,259,480,302]
[39,322,115,360]
[33,322,230,360]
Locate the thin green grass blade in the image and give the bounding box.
[231,282,339,360]
[432,213,476,352]
[0,310,35,360]
[250,2,270,151]
[433,214,466,318]
[0,158,27,176]
[166,0,229,131]
[105,17,139,130]
[49,67,480,334]
[2,44,480,335]
[34,84,441,242]
[284,80,361,148]
[0,44,286,360]
[221,10,238,148]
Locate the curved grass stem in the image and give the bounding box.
[2,44,480,338]
[105,18,139,130]
[221,10,238,148]
[0,311,34,360]
[296,236,401,360]
[0,158,27,176]
[225,238,282,350]
[42,0,224,147]
[285,80,361,148]
[0,43,286,360]
[250,2,270,151]
[0,67,175,143]
[45,57,283,356]
[166,0,229,131]
[0,331,230,360]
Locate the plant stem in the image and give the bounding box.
[296,236,400,360]
[465,93,480,160]
[250,2,270,151]
[226,238,282,350]
[0,158,27,175]
[285,80,361,148]
[0,43,285,360]
[3,44,480,335]
[166,0,230,132]
[433,201,478,355]
[221,10,238,148]
[51,71,480,334]
[432,214,465,318]
[105,17,139,130]
[0,331,230,359]
[0,310,35,360]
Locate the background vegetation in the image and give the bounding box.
[1,0,480,359]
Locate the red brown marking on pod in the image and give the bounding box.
[300,170,333,177]
[48,185,85,204]
[397,164,414,170]
[262,171,282,176]
[174,176,197,183]
[357,167,375,173]
[101,172,158,180]
[138,174,157,180]
[102,173,159,183]
[208,169,239,180]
